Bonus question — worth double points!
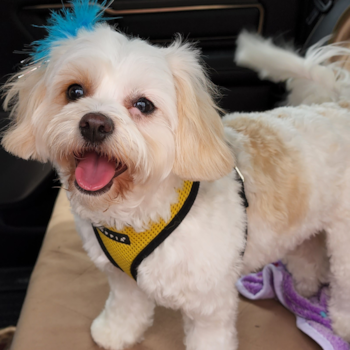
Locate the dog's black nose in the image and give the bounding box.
[79,113,114,143]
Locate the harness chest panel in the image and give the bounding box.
[93,181,200,280]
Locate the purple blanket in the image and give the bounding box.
[236,262,349,350]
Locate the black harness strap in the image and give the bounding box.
[235,167,249,256]
[130,181,200,280]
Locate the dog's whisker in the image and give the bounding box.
[52,185,69,191]
[103,204,110,213]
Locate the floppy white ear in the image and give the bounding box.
[165,40,234,181]
[1,65,46,161]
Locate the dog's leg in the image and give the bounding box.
[91,270,155,350]
[282,231,329,297]
[326,215,350,342]
[181,279,239,350]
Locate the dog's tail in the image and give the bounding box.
[235,31,350,105]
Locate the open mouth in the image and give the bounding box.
[74,151,127,196]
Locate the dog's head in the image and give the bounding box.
[1,2,233,213]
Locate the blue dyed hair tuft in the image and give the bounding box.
[31,0,111,62]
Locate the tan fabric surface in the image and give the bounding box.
[331,7,350,71]
[11,190,320,350]
[332,5,350,44]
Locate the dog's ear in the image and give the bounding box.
[1,65,46,161]
[164,40,234,181]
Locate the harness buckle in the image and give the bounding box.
[234,166,245,182]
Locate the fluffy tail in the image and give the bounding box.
[235,31,350,105]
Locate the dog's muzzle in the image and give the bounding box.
[74,112,127,195]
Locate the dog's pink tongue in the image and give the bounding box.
[75,151,115,191]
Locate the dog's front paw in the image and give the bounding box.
[91,309,146,350]
[330,308,350,342]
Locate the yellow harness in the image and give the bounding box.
[93,181,200,280]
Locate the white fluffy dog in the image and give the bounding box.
[2,1,350,349]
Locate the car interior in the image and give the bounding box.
[1,0,350,348]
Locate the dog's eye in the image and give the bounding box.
[67,84,85,101]
[134,97,155,114]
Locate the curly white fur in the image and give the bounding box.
[236,31,350,105]
[2,27,350,349]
